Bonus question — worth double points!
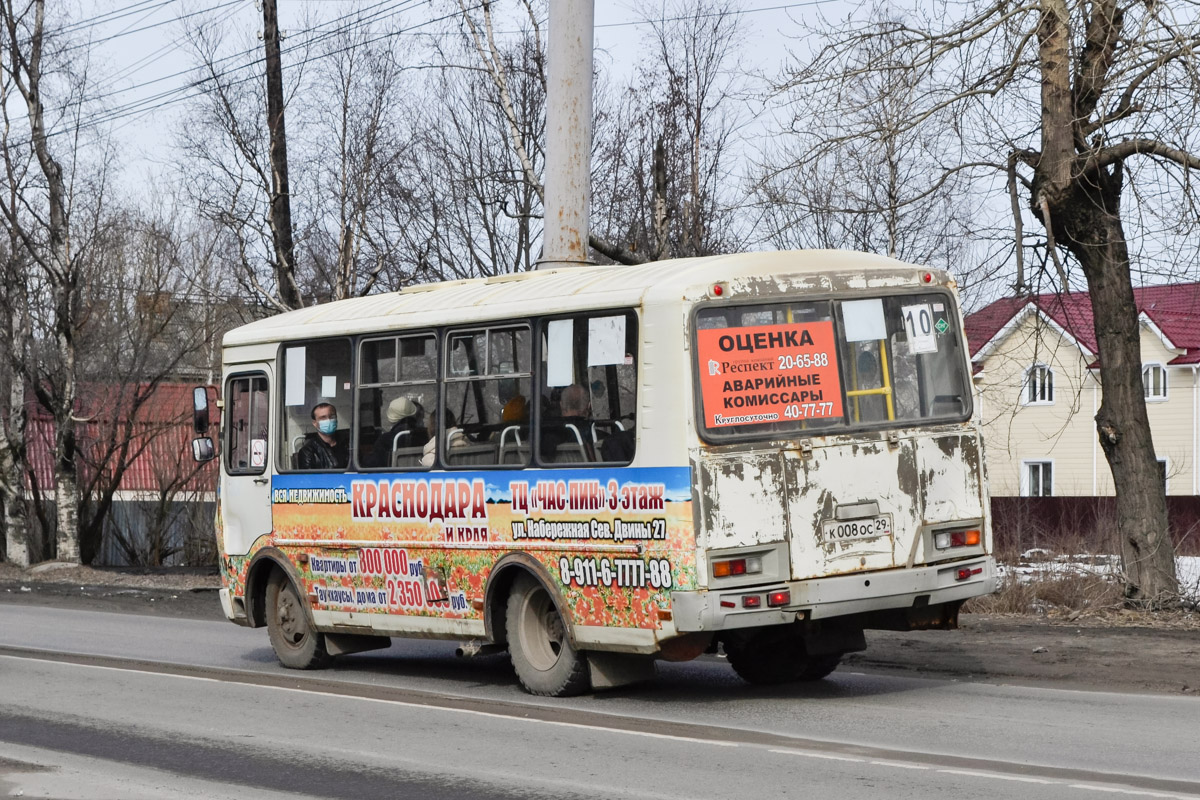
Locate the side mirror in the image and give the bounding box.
[193,386,210,435]
[192,437,215,463]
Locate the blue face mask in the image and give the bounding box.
[317,418,337,435]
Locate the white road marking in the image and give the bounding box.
[5,653,1200,799]
[1069,786,1196,798]
[938,768,1055,784]
[0,654,737,748]
[769,749,864,762]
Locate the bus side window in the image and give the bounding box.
[442,326,532,468]
[538,311,637,466]
[356,334,437,470]
[225,374,268,474]
[279,338,353,472]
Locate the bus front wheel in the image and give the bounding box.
[725,631,841,685]
[506,574,589,697]
[266,570,331,670]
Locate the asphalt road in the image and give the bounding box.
[1,603,1198,800]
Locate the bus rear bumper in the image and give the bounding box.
[670,556,997,633]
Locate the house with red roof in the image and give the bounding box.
[964,284,1200,497]
[22,382,217,565]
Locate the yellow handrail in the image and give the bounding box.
[847,341,896,422]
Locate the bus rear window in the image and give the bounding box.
[695,293,970,440]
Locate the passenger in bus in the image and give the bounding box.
[539,384,594,462]
[501,394,529,425]
[420,409,465,467]
[297,403,349,470]
[367,395,428,467]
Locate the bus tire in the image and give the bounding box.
[266,569,331,670]
[506,574,589,697]
[725,632,841,685]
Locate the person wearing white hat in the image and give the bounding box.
[367,395,428,467]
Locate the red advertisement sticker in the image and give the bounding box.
[697,321,844,428]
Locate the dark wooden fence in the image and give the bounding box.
[990,497,1200,557]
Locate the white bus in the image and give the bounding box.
[193,251,996,696]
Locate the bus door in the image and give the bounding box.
[222,368,273,554]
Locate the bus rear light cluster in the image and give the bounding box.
[717,593,778,610]
[934,529,981,550]
[711,556,763,578]
[766,590,791,607]
[956,567,983,582]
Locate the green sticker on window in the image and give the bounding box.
[934,318,949,335]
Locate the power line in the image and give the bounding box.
[6,0,405,130]
[53,0,176,37]
[594,1,840,30]
[8,1,475,148]
[56,0,244,55]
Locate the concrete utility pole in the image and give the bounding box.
[538,0,594,269]
[262,0,303,308]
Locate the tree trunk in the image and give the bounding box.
[1,278,30,567]
[1034,0,1177,605]
[1051,178,1178,604]
[262,0,303,309]
[1,365,30,567]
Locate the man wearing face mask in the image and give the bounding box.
[297,402,349,470]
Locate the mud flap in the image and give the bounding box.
[587,652,656,690]
[804,625,867,656]
[325,633,392,656]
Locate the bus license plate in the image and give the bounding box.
[821,514,892,542]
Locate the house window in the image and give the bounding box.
[1023,461,1053,497]
[1158,458,1168,494]
[1142,364,1167,400]
[1023,365,1054,405]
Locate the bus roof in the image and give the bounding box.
[223,250,924,347]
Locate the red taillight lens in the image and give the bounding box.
[956,567,983,582]
[742,595,762,608]
[938,529,982,549]
[713,557,762,578]
[950,530,981,546]
[766,590,791,607]
[712,559,747,577]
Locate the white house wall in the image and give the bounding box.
[974,313,1196,497]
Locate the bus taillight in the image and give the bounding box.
[934,529,981,550]
[711,556,763,578]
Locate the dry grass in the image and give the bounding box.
[964,561,1125,617]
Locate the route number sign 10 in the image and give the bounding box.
[901,304,938,354]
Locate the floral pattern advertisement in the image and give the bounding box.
[228,467,696,632]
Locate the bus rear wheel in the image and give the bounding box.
[266,570,331,670]
[725,631,841,685]
[506,574,589,697]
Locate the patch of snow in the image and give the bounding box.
[998,554,1200,603]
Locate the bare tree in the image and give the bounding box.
[778,0,1200,604]
[450,0,648,266]
[0,0,103,563]
[69,211,212,562]
[0,50,31,565]
[593,0,749,260]
[398,12,548,279]
[756,23,976,272]
[178,19,314,313]
[300,17,410,298]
